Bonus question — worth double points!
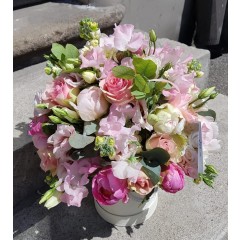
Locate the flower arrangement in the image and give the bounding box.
[29,18,220,209]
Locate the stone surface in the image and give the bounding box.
[14,0,46,9]
[13,95,227,240]
[13,2,125,69]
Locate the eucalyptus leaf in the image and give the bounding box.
[51,43,65,60]
[141,166,160,186]
[132,57,157,79]
[69,132,95,149]
[65,44,79,58]
[83,121,98,135]
[112,66,135,80]
[198,109,216,121]
[141,148,170,167]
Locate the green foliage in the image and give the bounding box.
[83,121,98,136]
[69,132,95,149]
[141,165,161,186]
[141,148,170,167]
[198,109,217,121]
[42,123,57,136]
[158,62,172,78]
[134,74,150,93]
[112,66,135,80]
[79,18,99,41]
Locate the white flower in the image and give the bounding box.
[44,190,62,209]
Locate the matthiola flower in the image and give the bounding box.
[99,73,134,105]
[37,147,58,173]
[42,75,79,108]
[34,91,51,117]
[92,166,129,205]
[128,171,154,195]
[161,162,185,193]
[28,115,49,149]
[47,124,75,162]
[178,146,198,178]
[71,86,109,121]
[199,116,221,152]
[147,103,185,135]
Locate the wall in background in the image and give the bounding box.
[121,0,185,41]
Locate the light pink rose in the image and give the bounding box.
[42,75,79,107]
[99,73,134,104]
[71,86,109,121]
[37,148,58,173]
[161,162,185,193]
[92,166,129,205]
[146,134,177,158]
[47,124,75,162]
[178,146,198,179]
[28,115,49,149]
[128,171,154,195]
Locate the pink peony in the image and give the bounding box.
[178,146,198,179]
[99,73,134,104]
[161,162,185,193]
[128,171,154,195]
[92,166,129,205]
[71,86,109,121]
[28,115,49,149]
[47,124,75,162]
[42,75,79,107]
[37,147,58,173]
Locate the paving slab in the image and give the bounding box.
[13,94,227,240]
[13,2,125,69]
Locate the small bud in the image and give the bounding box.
[35,103,48,109]
[82,70,97,84]
[49,115,62,124]
[198,87,216,99]
[95,136,105,147]
[149,29,157,42]
[62,107,80,124]
[205,165,218,175]
[52,107,67,119]
[44,190,62,209]
[196,71,204,78]
[90,39,99,47]
[209,92,218,99]
[193,176,202,184]
[39,188,55,204]
[45,67,52,75]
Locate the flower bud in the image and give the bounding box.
[39,188,55,204]
[149,29,157,42]
[49,115,62,124]
[82,70,97,84]
[209,92,218,99]
[147,113,159,126]
[196,71,204,78]
[51,107,67,119]
[45,67,52,75]
[198,87,216,99]
[44,190,62,209]
[62,107,80,124]
[205,165,218,175]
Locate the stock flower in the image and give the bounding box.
[42,75,79,108]
[71,86,109,121]
[128,171,154,195]
[99,73,133,104]
[92,166,129,205]
[37,147,58,173]
[161,162,185,193]
[47,124,75,162]
[147,103,185,134]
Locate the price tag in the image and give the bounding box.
[197,121,204,174]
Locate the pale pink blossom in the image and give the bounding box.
[100,59,117,79]
[92,166,129,205]
[128,171,154,195]
[47,124,75,162]
[99,73,134,105]
[71,86,109,121]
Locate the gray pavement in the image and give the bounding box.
[13,94,227,240]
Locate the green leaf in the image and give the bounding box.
[158,62,172,78]
[69,132,95,149]
[65,44,79,58]
[141,166,160,186]
[198,109,216,121]
[131,90,146,99]
[132,57,157,79]
[51,43,66,60]
[141,148,170,167]
[112,66,135,80]
[134,74,150,93]
[155,82,167,92]
[42,123,57,136]
[83,121,98,136]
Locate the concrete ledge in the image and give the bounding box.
[13,94,227,239]
[13,2,125,69]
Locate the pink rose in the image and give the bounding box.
[37,148,58,173]
[71,86,109,121]
[128,171,154,195]
[92,166,129,205]
[47,124,75,162]
[28,115,49,149]
[179,146,198,178]
[161,162,185,193]
[99,73,134,104]
[42,75,79,107]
